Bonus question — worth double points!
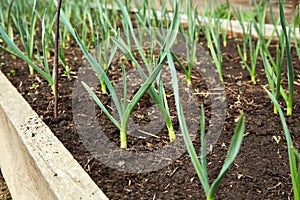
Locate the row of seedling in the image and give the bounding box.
[1,0,299,115]
[0,0,299,199]
[61,1,246,199]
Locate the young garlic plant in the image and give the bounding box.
[201,2,224,83]
[168,52,245,200]
[278,0,294,116]
[114,0,179,142]
[236,20,259,84]
[12,0,38,75]
[93,0,118,94]
[176,0,200,87]
[0,12,55,96]
[61,0,180,148]
[266,89,299,200]
[254,0,294,116]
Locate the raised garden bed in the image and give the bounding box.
[0,72,107,199]
[1,0,300,199]
[1,32,300,200]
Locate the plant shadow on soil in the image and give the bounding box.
[1,34,300,199]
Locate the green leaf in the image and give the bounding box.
[266,89,299,199]
[208,113,245,197]
[279,0,294,116]
[81,81,121,130]
[60,12,123,119]
[122,55,165,124]
[0,26,53,85]
[168,52,210,194]
[200,104,209,188]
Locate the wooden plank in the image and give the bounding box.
[0,71,108,200]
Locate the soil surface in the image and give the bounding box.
[1,33,300,199]
[0,172,11,200]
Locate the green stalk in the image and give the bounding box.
[204,25,223,83]
[181,0,199,86]
[81,54,167,148]
[200,104,209,192]
[248,26,259,84]
[115,0,180,142]
[0,27,53,86]
[279,0,294,116]
[61,0,179,147]
[120,65,128,149]
[254,0,267,35]
[292,6,300,61]
[201,4,223,83]
[120,128,127,149]
[235,6,248,62]
[12,0,38,75]
[158,72,176,142]
[269,0,283,114]
[266,90,299,199]
[237,21,259,84]
[28,0,37,75]
[273,41,284,114]
[253,16,289,115]
[6,0,15,50]
[94,0,117,94]
[168,52,245,199]
[222,0,232,47]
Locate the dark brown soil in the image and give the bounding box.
[1,34,300,199]
[0,171,11,200]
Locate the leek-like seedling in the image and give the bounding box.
[237,21,259,84]
[255,21,287,115]
[60,1,72,48]
[266,89,299,200]
[177,0,199,86]
[113,0,179,142]
[202,1,231,47]
[220,1,232,47]
[93,0,118,94]
[36,13,53,84]
[203,22,223,83]
[82,58,165,148]
[252,0,277,48]
[235,6,249,62]
[254,0,294,116]
[290,146,300,200]
[150,0,169,28]
[291,5,300,61]
[0,22,54,92]
[0,4,4,28]
[6,0,14,45]
[279,0,294,116]
[168,52,245,200]
[268,0,285,114]
[61,0,180,147]
[12,0,38,75]
[58,32,71,77]
[200,3,224,83]
[80,4,94,51]
[253,0,267,29]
